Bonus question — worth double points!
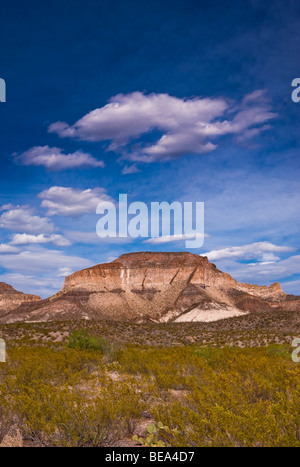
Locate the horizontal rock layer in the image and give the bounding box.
[0,282,41,320]
[0,252,297,324]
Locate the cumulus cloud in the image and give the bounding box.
[0,206,54,234]
[10,233,71,247]
[202,242,294,262]
[39,186,112,217]
[15,145,104,170]
[49,90,276,163]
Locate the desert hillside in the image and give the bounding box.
[0,283,41,321]
[0,252,299,324]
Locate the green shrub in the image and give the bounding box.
[68,331,120,362]
[68,330,102,351]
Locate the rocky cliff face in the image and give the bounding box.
[0,282,41,320]
[63,252,235,292]
[0,252,296,324]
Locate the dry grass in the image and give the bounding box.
[0,313,299,447]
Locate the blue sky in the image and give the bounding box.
[0,0,299,297]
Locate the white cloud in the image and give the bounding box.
[0,206,54,234]
[15,146,104,170]
[145,233,208,244]
[226,255,300,285]
[0,272,61,298]
[10,233,71,247]
[58,267,75,277]
[121,164,140,175]
[202,241,300,291]
[49,91,276,163]
[203,242,294,262]
[0,204,14,212]
[0,246,92,275]
[0,244,19,254]
[281,279,300,295]
[39,186,112,217]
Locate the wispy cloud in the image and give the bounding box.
[0,246,92,275]
[0,272,62,298]
[10,233,71,247]
[281,279,300,295]
[0,249,92,298]
[202,242,299,290]
[15,145,104,170]
[0,244,19,254]
[49,90,276,163]
[121,164,140,175]
[39,186,112,217]
[145,233,208,244]
[203,242,294,262]
[57,267,76,277]
[228,255,300,283]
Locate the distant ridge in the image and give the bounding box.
[0,282,41,320]
[0,252,299,324]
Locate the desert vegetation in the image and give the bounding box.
[0,324,299,447]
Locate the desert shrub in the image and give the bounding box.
[97,337,121,362]
[116,345,210,390]
[266,344,291,360]
[68,330,102,351]
[68,331,120,362]
[0,343,299,447]
[0,347,144,446]
[8,380,143,447]
[152,346,300,447]
[0,395,13,443]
